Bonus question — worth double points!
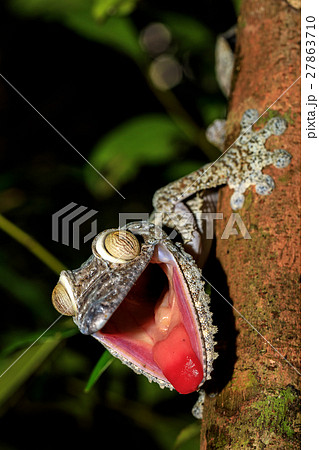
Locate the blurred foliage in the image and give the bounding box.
[85,114,185,197]
[0,335,62,406]
[84,350,114,392]
[160,12,212,51]
[8,0,144,61]
[7,0,225,199]
[0,0,238,448]
[92,0,139,20]
[65,13,143,62]
[0,324,77,406]
[174,423,202,449]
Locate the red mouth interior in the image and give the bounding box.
[96,246,203,394]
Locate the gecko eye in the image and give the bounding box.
[94,230,141,264]
[52,282,77,316]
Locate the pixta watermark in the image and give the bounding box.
[118,212,251,240]
[52,202,98,250]
[52,205,251,249]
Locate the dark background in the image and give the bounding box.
[0,1,237,448]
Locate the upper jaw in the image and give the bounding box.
[57,222,164,334]
[75,250,154,335]
[64,232,157,335]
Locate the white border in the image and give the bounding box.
[301,0,319,447]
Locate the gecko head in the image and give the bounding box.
[52,221,217,394]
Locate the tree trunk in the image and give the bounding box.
[201,0,301,448]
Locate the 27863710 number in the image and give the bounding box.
[306,15,316,79]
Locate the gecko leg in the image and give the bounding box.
[153,110,292,244]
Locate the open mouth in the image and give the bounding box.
[94,243,204,394]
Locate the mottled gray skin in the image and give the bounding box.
[60,221,217,391]
[153,109,291,242]
[69,223,156,336]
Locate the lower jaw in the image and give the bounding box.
[95,323,203,394]
[94,243,204,393]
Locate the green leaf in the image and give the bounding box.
[92,0,138,20]
[198,99,227,127]
[64,12,143,62]
[84,350,114,392]
[205,281,212,296]
[161,13,213,51]
[173,422,201,449]
[137,372,178,406]
[163,160,204,182]
[8,0,143,63]
[232,0,242,15]
[85,114,185,197]
[1,323,77,357]
[0,334,63,407]
[7,0,89,18]
[0,259,51,321]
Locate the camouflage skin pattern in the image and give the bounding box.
[152,109,291,242]
[52,110,291,416]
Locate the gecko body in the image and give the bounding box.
[51,110,291,418]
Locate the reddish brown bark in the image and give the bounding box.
[201,0,301,448]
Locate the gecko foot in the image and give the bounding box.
[228,111,291,209]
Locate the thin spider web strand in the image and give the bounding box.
[0,73,125,200]
[202,275,301,376]
[0,315,62,379]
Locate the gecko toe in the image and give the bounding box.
[272,149,292,168]
[230,192,245,210]
[240,109,259,129]
[255,174,275,195]
[265,117,287,135]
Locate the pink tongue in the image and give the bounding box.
[152,324,203,394]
